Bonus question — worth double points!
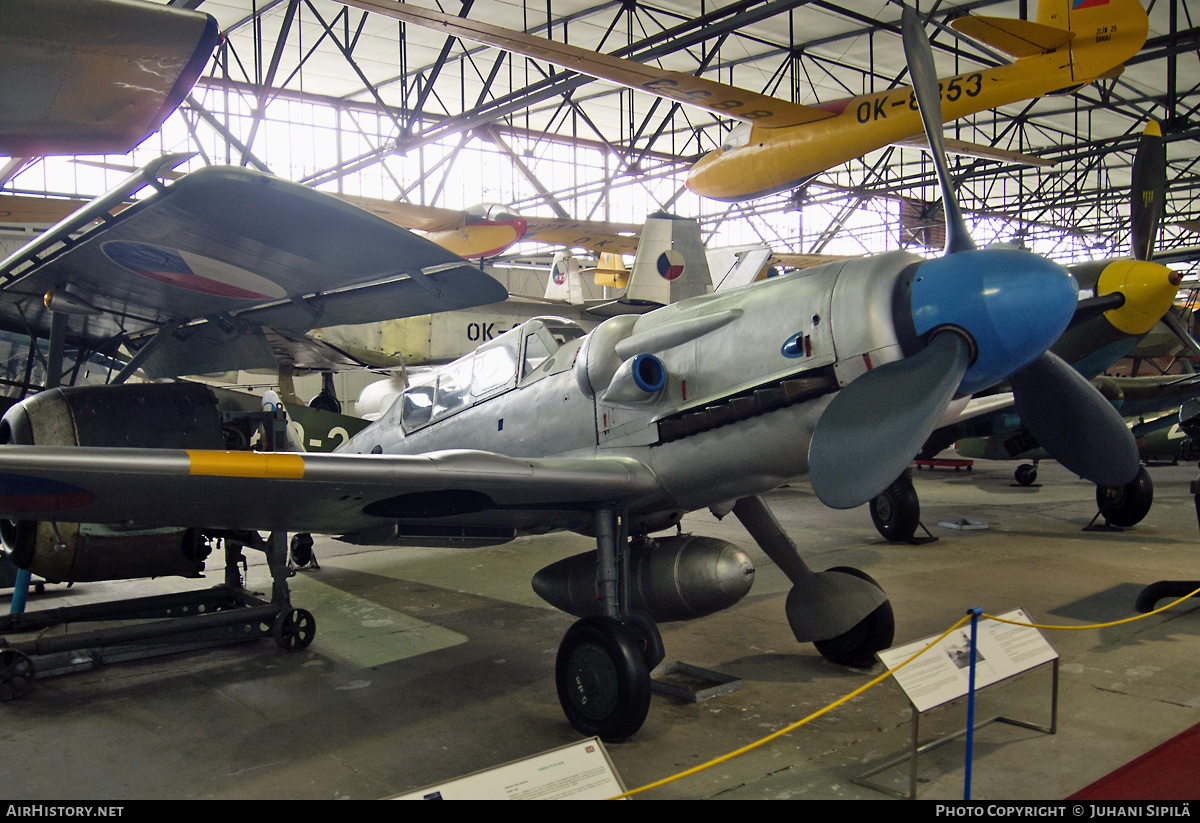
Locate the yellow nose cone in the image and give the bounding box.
[1098,259,1182,335]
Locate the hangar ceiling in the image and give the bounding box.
[6,0,1200,273]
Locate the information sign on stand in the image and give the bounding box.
[855,608,1059,799]
[391,737,627,800]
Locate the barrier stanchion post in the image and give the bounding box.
[964,606,982,800]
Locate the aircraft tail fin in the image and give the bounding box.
[707,244,774,292]
[1035,0,1148,83]
[949,15,1072,59]
[261,390,306,452]
[591,253,630,289]
[955,0,1147,82]
[545,252,586,304]
[623,212,712,307]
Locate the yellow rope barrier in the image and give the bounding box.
[610,614,973,799]
[611,583,1200,799]
[983,585,1200,630]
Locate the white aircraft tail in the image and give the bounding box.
[260,390,306,451]
[621,212,712,307]
[707,244,774,292]
[544,252,587,304]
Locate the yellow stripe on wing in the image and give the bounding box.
[187,450,305,479]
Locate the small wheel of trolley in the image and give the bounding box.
[272,608,316,651]
[0,648,34,700]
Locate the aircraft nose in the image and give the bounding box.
[1093,259,1180,336]
[908,249,1078,396]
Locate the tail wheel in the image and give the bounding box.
[812,567,894,668]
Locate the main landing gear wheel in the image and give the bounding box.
[289,533,315,567]
[1015,463,1038,486]
[272,608,316,651]
[1096,466,1154,528]
[812,567,895,668]
[307,392,341,414]
[555,616,651,742]
[870,474,920,543]
[0,648,33,700]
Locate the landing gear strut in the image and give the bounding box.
[733,495,893,668]
[554,507,656,741]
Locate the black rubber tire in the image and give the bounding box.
[0,648,33,700]
[273,608,316,651]
[308,392,341,414]
[1097,466,1154,528]
[870,474,920,543]
[812,567,894,668]
[1014,463,1038,486]
[290,533,315,567]
[555,616,651,741]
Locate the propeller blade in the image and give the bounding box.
[809,332,971,509]
[1130,121,1165,261]
[1161,307,1200,361]
[901,7,975,254]
[1009,351,1139,487]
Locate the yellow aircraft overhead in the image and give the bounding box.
[0,195,88,225]
[305,196,643,259]
[10,160,642,260]
[336,0,1149,202]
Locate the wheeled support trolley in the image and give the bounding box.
[0,530,315,699]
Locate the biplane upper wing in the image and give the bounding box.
[0,446,663,539]
[336,0,835,130]
[0,160,508,377]
[0,0,220,156]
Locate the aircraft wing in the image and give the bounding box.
[0,0,219,156]
[0,446,663,540]
[327,197,643,255]
[0,195,90,226]
[771,253,855,270]
[521,217,643,256]
[336,0,834,130]
[330,195,467,232]
[0,160,508,378]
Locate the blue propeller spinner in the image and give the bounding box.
[808,8,1139,511]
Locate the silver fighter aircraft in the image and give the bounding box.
[0,12,1140,740]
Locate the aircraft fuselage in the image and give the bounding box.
[339,246,1076,532]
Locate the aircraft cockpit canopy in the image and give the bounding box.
[465,202,523,224]
[397,316,585,433]
[721,123,753,151]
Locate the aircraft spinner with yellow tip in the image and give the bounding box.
[336,0,1149,202]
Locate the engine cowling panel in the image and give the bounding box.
[0,383,224,582]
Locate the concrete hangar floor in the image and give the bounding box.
[2,458,1198,800]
